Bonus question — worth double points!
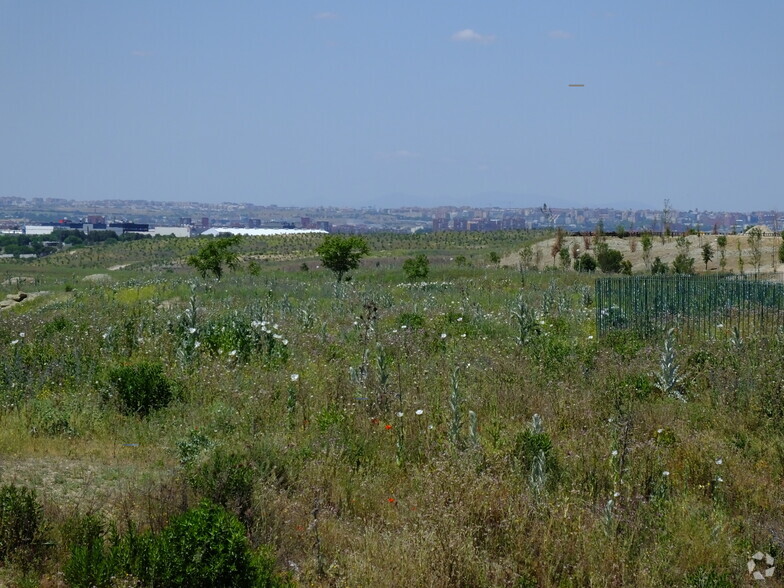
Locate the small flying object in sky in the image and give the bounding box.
[568,84,585,87]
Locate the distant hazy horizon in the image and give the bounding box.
[2,2,782,211]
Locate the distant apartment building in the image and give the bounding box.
[300,217,312,228]
[432,217,449,232]
[180,217,192,226]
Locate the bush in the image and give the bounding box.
[189,449,255,520]
[0,484,45,564]
[402,253,430,281]
[152,501,260,587]
[63,503,285,587]
[107,362,175,416]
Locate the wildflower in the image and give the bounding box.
[194,341,201,349]
[19,332,24,338]
[388,497,395,503]
[662,470,670,477]
[461,333,466,338]
[396,412,403,418]
[457,317,463,322]
[251,320,261,328]
[415,409,424,416]
[657,428,664,433]
[401,325,407,329]
[613,491,620,497]
[440,333,447,339]
[611,450,618,457]
[716,476,724,483]
[587,335,594,340]
[715,458,723,465]
[229,349,237,357]
[282,339,289,345]
[290,374,299,382]
[370,417,379,425]
[188,327,196,334]
[385,424,392,430]
[10,340,19,345]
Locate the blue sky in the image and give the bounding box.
[1,1,782,211]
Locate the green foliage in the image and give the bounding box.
[701,242,714,270]
[107,361,176,416]
[187,235,242,280]
[672,253,695,274]
[189,449,255,518]
[64,502,284,588]
[574,252,596,272]
[651,256,668,274]
[0,485,44,564]
[315,234,370,282]
[596,245,624,273]
[402,253,430,281]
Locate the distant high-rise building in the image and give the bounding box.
[201,217,209,228]
[180,217,192,226]
[87,215,105,224]
[300,217,311,228]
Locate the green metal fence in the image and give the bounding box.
[596,274,784,337]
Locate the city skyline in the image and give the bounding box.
[1,2,783,211]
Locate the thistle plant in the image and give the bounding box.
[511,293,537,345]
[527,414,548,495]
[449,367,463,449]
[654,328,685,401]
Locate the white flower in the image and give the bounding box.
[188,327,197,334]
[273,333,282,339]
[440,333,447,339]
[587,335,594,340]
[273,324,279,330]
[291,374,299,382]
[715,458,723,465]
[102,333,109,340]
[282,339,289,345]
[461,333,466,338]
[662,470,670,476]
[19,332,25,338]
[657,428,664,433]
[613,491,620,497]
[10,340,19,345]
[396,411,404,417]
[251,320,261,328]
[611,450,618,457]
[415,409,424,416]
[194,341,201,349]
[716,476,724,483]
[229,349,237,357]
[401,325,407,329]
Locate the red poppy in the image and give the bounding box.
[385,424,392,430]
[388,497,395,503]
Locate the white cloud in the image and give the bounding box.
[313,12,338,20]
[548,30,572,40]
[451,29,496,44]
[378,150,420,160]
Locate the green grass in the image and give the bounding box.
[0,231,781,586]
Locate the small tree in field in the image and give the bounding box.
[403,253,429,281]
[717,235,727,272]
[701,243,714,271]
[187,235,241,280]
[316,234,370,282]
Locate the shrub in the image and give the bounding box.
[402,253,430,281]
[189,449,255,520]
[152,501,260,587]
[0,484,45,564]
[107,362,175,416]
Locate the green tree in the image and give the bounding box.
[747,227,763,273]
[717,235,728,272]
[488,251,501,266]
[187,235,241,280]
[558,247,571,270]
[316,234,370,282]
[778,231,784,267]
[403,253,430,281]
[651,256,668,275]
[574,252,596,272]
[701,243,714,271]
[641,232,653,271]
[596,244,624,273]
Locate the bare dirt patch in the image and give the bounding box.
[505,233,784,274]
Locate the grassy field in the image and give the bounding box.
[0,231,783,586]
